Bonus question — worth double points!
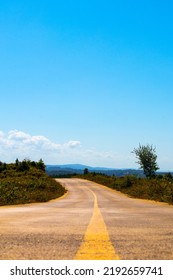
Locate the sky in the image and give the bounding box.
[0,0,173,170]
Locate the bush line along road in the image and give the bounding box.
[0,178,173,260]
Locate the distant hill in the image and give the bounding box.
[46,164,145,177]
[47,164,115,170]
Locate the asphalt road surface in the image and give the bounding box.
[0,178,173,260]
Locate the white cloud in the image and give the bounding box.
[0,129,135,167]
[63,140,81,149]
[0,130,81,163]
[8,130,30,141]
[0,130,59,151]
[0,131,5,138]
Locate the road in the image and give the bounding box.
[0,178,173,259]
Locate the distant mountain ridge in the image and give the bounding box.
[46,163,115,171]
[46,164,145,177]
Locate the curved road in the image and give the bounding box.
[0,178,173,259]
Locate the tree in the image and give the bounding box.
[84,168,89,175]
[15,158,19,167]
[132,144,159,178]
[37,159,46,172]
[18,159,30,171]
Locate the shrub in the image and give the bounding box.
[0,160,66,206]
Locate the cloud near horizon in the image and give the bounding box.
[0,129,133,167]
[0,130,81,162]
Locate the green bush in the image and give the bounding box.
[0,160,66,206]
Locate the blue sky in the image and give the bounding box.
[0,0,173,170]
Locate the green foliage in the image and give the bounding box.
[0,159,66,206]
[0,161,7,173]
[14,158,46,172]
[78,173,173,205]
[132,144,159,178]
[83,168,89,175]
[37,158,46,172]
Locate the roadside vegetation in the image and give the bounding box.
[0,159,66,206]
[132,144,159,178]
[77,144,173,205]
[78,172,173,205]
[1,143,173,206]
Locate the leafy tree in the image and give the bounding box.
[15,158,19,167]
[84,168,89,175]
[132,144,159,178]
[30,161,37,168]
[0,161,7,172]
[19,159,30,171]
[0,161,3,173]
[37,159,46,172]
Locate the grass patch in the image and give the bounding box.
[0,160,66,206]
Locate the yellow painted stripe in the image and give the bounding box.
[74,189,120,260]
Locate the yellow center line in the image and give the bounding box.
[74,188,120,260]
